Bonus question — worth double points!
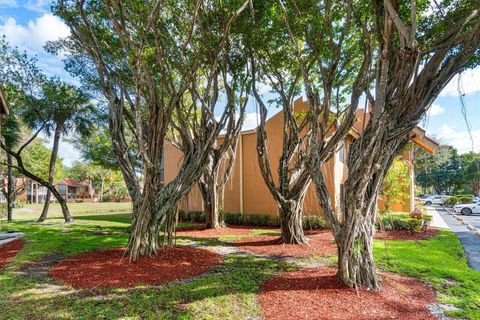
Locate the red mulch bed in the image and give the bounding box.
[176,226,264,238]
[51,246,223,289]
[260,268,436,320]
[234,230,337,257]
[375,228,438,241]
[0,239,24,273]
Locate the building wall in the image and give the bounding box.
[163,98,345,218]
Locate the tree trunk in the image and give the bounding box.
[100,178,104,202]
[199,155,223,229]
[279,200,307,244]
[6,153,13,222]
[127,166,172,260]
[38,124,62,223]
[335,195,380,290]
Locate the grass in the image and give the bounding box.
[12,202,133,222]
[374,230,480,319]
[1,204,479,319]
[1,206,292,320]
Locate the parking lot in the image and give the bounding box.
[458,213,480,230]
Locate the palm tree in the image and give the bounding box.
[26,78,95,222]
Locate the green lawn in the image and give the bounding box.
[12,202,134,222]
[1,207,479,319]
[375,231,480,319]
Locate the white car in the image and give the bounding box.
[422,195,448,206]
[454,202,480,215]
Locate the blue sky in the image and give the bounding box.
[2,0,480,166]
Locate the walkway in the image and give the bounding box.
[430,206,480,271]
[0,232,23,246]
[426,207,449,229]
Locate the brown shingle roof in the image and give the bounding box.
[58,178,82,187]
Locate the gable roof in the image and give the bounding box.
[58,178,82,187]
[354,109,439,154]
[0,86,9,116]
[226,98,439,154]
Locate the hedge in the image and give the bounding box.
[377,212,432,232]
[178,210,328,229]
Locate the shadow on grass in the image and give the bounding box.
[1,253,291,320]
[0,220,296,319]
[68,213,132,224]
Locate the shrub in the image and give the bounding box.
[444,196,459,207]
[377,212,431,233]
[191,211,205,222]
[302,215,328,230]
[178,210,205,223]
[178,210,326,229]
[245,214,271,227]
[406,218,423,232]
[459,196,473,204]
[224,212,243,225]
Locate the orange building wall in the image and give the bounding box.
[163,97,345,218]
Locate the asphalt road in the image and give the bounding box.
[457,212,480,230]
[431,206,480,271]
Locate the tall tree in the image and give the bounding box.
[31,78,95,222]
[310,0,480,289]
[415,145,463,194]
[68,125,121,170]
[461,152,480,196]
[247,1,310,244]
[0,102,21,221]
[254,0,373,246]
[170,52,250,229]
[54,0,251,259]
[0,38,73,223]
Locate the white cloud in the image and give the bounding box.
[440,67,480,97]
[242,112,259,131]
[0,13,69,53]
[0,0,18,8]
[427,103,445,117]
[434,124,480,154]
[24,0,51,13]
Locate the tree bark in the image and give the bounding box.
[0,139,73,224]
[6,153,13,222]
[199,154,222,229]
[127,158,204,259]
[100,178,104,202]
[335,193,380,290]
[38,124,62,222]
[279,200,307,244]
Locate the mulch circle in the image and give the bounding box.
[176,225,260,238]
[374,227,438,241]
[259,268,436,320]
[0,239,24,273]
[234,230,337,257]
[50,246,223,289]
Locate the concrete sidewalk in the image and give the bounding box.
[431,207,480,271]
[0,232,23,246]
[426,207,450,229]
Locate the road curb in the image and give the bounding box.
[445,208,480,237]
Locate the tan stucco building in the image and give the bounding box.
[164,97,438,219]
